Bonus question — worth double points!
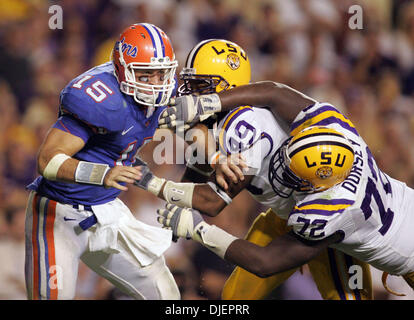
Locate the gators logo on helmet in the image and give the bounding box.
[112,23,178,108]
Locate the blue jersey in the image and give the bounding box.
[27,62,166,206]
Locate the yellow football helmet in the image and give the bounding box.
[178,39,251,95]
[269,126,355,197]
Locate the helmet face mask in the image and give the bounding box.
[269,126,355,197]
[119,55,177,106]
[178,68,229,96]
[113,23,178,107]
[269,138,312,198]
[178,39,251,96]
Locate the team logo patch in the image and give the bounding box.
[316,166,332,179]
[226,53,240,70]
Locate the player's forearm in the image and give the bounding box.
[192,184,228,216]
[224,235,311,277]
[218,81,316,124]
[37,141,79,182]
[156,181,227,216]
[38,151,79,183]
[162,167,251,215]
[223,239,282,278]
[37,127,94,184]
[161,208,316,277]
[38,151,111,186]
[225,231,340,277]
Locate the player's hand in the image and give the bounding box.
[157,204,204,241]
[212,153,248,191]
[158,94,222,131]
[103,165,142,191]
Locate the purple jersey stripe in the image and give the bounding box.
[291,208,346,216]
[327,248,347,300]
[290,105,338,131]
[302,103,317,112]
[313,117,359,136]
[223,107,253,131]
[260,132,274,157]
[298,198,354,207]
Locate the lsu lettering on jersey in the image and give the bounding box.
[216,106,296,218]
[287,102,414,275]
[27,62,166,206]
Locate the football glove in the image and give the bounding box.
[158,94,222,131]
[157,204,206,241]
[157,204,238,257]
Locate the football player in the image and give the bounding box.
[135,39,373,299]
[24,23,181,300]
[157,98,414,296]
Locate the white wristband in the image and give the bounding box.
[207,182,232,205]
[75,161,110,185]
[194,223,238,259]
[43,153,71,181]
[147,176,166,196]
[200,93,222,114]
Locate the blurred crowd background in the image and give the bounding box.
[0,0,414,300]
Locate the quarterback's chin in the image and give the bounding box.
[136,92,157,104]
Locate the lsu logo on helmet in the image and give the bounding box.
[226,53,240,70]
[316,166,333,179]
[178,39,251,96]
[269,126,355,197]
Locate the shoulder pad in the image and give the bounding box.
[288,190,355,241]
[217,106,262,154]
[59,65,128,132]
[290,102,359,138]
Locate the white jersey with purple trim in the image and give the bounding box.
[215,106,296,219]
[287,102,414,275]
